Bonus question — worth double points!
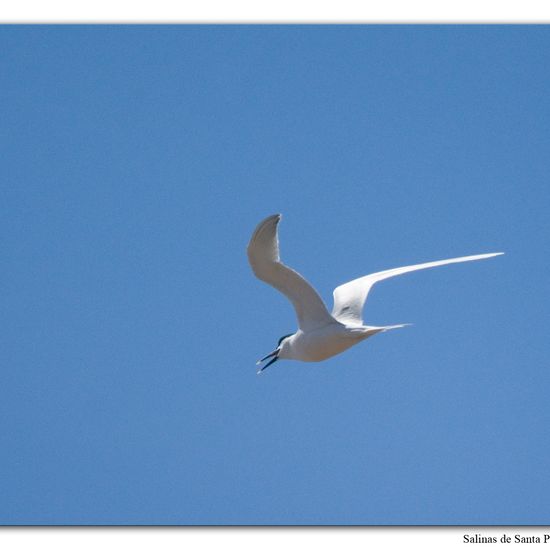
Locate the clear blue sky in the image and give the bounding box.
[1,25,549,525]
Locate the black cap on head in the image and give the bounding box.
[277,333,293,347]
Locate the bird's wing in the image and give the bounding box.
[247,214,336,332]
[332,252,504,325]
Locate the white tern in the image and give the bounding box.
[248,214,503,374]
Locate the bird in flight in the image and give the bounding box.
[248,214,503,374]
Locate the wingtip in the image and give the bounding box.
[249,213,281,238]
[474,252,505,259]
[247,213,283,253]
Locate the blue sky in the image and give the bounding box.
[1,25,549,525]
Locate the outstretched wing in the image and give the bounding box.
[247,214,335,332]
[332,252,504,325]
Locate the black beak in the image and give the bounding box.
[256,348,279,374]
[256,349,278,365]
[257,355,278,374]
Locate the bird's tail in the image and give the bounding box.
[380,323,412,332]
[362,323,412,336]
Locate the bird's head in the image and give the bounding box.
[256,333,294,374]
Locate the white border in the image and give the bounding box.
[2,527,550,550]
[1,0,550,22]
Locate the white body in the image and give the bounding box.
[279,324,388,363]
[247,214,503,372]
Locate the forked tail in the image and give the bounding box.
[363,323,412,336]
[380,323,412,331]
